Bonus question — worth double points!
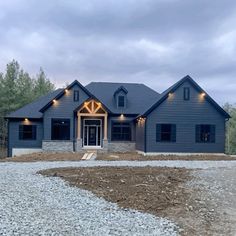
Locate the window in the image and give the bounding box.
[111,122,131,141]
[196,124,215,143]
[184,87,190,100]
[19,125,37,140]
[156,124,176,142]
[74,90,79,101]
[51,119,70,140]
[118,95,125,108]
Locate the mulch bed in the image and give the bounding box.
[0,152,83,162]
[96,152,236,161]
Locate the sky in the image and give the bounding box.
[0,0,236,105]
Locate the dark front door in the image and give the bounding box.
[88,126,97,146]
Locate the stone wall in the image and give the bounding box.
[42,141,73,152]
[108,142,136,152]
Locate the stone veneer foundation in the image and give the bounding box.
[42,141,74,152]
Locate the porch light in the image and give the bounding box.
[53,99,56,103]
[65,89,68,93]
[201,92,206,97]
[168,92,173,97]
[24,118,28,122]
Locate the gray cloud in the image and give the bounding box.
[0,0,236,104]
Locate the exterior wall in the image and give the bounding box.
[145,81,226,153]
[135,121,145,151]
[8,119,43,157]
[42,140,73,152]
[107,116,136,142]
[43,84,90,141]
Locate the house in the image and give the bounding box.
[6,75,230,157]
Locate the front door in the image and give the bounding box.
[83,119,102,147]
[88,126,96,146]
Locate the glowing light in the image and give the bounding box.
[53,99,56,103]
[168,92,173,97]
[65,89,68,93]
[202,92,206,97]
[24,118,28,122]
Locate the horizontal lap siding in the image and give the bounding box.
[43,84,90,140]
[8,120,43,156]
[146,81,226,153]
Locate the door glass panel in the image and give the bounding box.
[84,126,88,146]
[97,126,101,146]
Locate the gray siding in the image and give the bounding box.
[146,81,226,153]
[43,84,90,140]
[8,120,43,156]
[135,122,145,151]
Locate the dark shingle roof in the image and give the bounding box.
[6,89,63,119]
[85,82,160,114]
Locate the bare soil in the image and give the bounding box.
[0,152,83,162]
[39,166,220,235]
[96,152,236,161]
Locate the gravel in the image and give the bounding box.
[0,162,178,236]
[1,160,235,236]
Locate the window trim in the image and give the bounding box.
[183,87,190,100]
[74,90,79,102]
[51,118,70,140]
[111,121,131,141]
[19,125,37,140]
[156,123,176,143]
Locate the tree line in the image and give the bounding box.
[0,60,55,157]
[0,60,236,156]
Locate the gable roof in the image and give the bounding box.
[142,75,231,119]
[113,86,128,97]
[85,82,160,115]
[39,80,95,112]
[6,89,63,119]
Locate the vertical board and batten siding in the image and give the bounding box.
[43,84,90,140]
[146,81,226,153]
[8,120,43,156]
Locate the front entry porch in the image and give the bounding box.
[77,99,108,151]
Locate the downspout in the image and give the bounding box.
[144,118,147,153]
[7,119,10,157]
[73,113,76,152]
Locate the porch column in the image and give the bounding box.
[77,114,81,139]
[104,114,108,140]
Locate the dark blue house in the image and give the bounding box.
[6,75,230,157]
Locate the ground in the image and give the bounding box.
[39,165,236,236]
[0,154,236,235]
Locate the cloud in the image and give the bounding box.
[0,0,236,104]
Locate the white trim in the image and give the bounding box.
[83,118,102,147]
[12,148,42,157]
[137,151,227,156]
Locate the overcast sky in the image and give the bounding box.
[0,0,236,104]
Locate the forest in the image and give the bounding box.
[0,60,235,157]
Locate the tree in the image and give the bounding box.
[223,103,236,154]
[33,68,55,99]
[0,60,55,157]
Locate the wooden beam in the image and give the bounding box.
[77,114,81,139]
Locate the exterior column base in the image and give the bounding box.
[76,139,83,152]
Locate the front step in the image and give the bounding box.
[82,151,97,160]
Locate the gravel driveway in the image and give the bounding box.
[1,160,236,236]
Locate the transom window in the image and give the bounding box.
[111,122,131,141]
[183,87,190,100]
[156,124,176,142]
[196,124,215,143]
[19,125,37,140]
[51,119,70,140]
[118,96,125,108]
